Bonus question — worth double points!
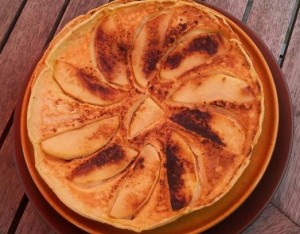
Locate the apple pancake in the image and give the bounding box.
[27,0,264,232]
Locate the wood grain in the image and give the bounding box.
[0,0,65,140]
[0,0,24,49]
[272,8,300,225]
[16,202,55,234]
[0,131,24,233]
[205,0,248,20]
[243,203,300,233]
[247,0,296,58]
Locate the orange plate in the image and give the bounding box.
[16,2,279,234]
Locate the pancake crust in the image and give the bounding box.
[27,0,264,232]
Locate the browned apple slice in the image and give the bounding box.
[161,30,228,80]
[171,73,255,104]
[166,131,198,211]
[68,145,138,185]
[109,144,160,219]
[54,60,124,105]
[130,97,164,137]
[132,12,171,88]
[93,14,130,86]
[41,116,119,160]
[170,109,245,154]
[164,4,229,48]
[209,112,246,155]
[171,109,224,146]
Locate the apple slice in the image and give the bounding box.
[171,73,255,104]
[69,145,138,185]
[166,132,198,211]
[54,60,124,106]
[132,12,171,88]
[130,97,164,137]
[161,30,227,80]
[209,112,246,155]
[93,14,130,86]
[41,116,119,160]
[171,109,246,155]
[110,144,160,219]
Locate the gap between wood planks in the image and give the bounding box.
[271,202,300,229]
[43,0,71,49]
[0,0,27,54]
[2,0,299,232]
[0,0,70,151]
[0,110,14,152]
[7,195,29,234]
[4,0,71,233]
[241,0,300,228]
[242,0,253,23]
[278,0,300,66]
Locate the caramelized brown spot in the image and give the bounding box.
[134,157,145,170]
[188,35,218,55]
[166,36,175,44]
[94,27,129,81]
[166,144,187,210]
[165,34,219,70]
[76,69,119,99]
[95,29,115,73]
[97,51,114,74]
[171,109,225,146]
[179,23,187,31]
[143,49,160,75]
[69,145,125,179]
[166,53,182,69]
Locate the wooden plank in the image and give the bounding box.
[16,202,55,234]
[272,8,300,225]
[15,1,108,231]
[57,0,109,32]
[243,203,300,233]
[247,0,296,58]
[0,0,65,140]
[205,0,248,20]
[0,0,24,49]
[0,131,24,233]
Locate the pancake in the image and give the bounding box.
[27,0,264,232]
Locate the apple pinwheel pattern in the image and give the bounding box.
[27,1,263,230]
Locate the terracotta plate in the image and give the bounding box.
[14,2,292,233]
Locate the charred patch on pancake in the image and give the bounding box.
[140,13,167,76]
[69,145,125,179]
[95,29,115,73]
[143,49,160,75]
[166,53,182,69]
[94,27,129,82]
[170,109,225,146]
[166,144,187,210]
[76,69,120,100]
[164,33,220,71]
[134,157,145,170]
[148,78,173,100]
[188,35,219,55]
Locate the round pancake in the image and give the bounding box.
[27,0,264,232]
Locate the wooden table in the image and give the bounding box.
[0,0,299,233]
